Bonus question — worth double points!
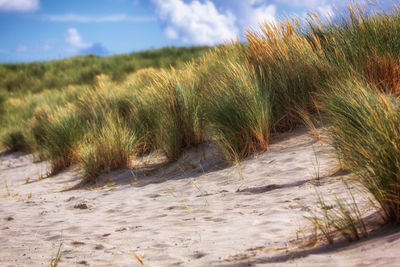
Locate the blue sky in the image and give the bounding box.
[0,0,397,62]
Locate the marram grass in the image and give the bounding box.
[78,116,138,182]
[146,65,205,160]
[1,0,400,208]
[323,78,400,223]
[202,56,271,162]
[246,17,331,132]
[34,104,84,174]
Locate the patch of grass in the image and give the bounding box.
[31,105,84,174]
[0,85,88,153]
[78,116,139,183]
[203,53,271,162]
[1,127,29,152]
[323,78,400,223]
[2,2,400,198]
[365,53,400,95]
[246,18,330,132]
[0,46,210,94]
[146,65,205,160]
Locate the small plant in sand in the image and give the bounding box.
[302,182,368,244]
[189,178,209,206]
[2,175,11,196]
[166,187,191,212]
[311,145,321,182]
[50,242,63,267]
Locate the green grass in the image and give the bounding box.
[146,65,205,160]
[246,18,331,132]
[32,105,85,174]
[323,78,400,223]
[202,54,271,162]
[78,116,139,182]
[0,46,210,95]
[1,1,400,227]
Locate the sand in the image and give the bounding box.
[1,127,399,266]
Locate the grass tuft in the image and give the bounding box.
[78,116,138,183]
[323,78,400,223]
[203,55,271,162]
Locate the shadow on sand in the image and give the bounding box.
[220,214,395,267]
[66,142,229,191]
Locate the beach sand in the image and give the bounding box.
[1,127,399,266]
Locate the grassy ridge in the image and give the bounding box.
[0,46,210,95]
[1,2,400,224]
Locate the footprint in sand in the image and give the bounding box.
[94,244,104,250]
[73,203,88,209]
[71,241,86,246]
[191,251,207,259]
[203,217,226,223]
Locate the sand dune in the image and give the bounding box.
[1,128,399,266]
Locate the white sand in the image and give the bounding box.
[1,128,399,266]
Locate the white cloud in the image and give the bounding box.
[0,0,39,12]
[153,0,238,45]
[44,14,155,23]
[153,0,277,44]
[152,0,382,45]
[164,26,179,39]
[65,28,92,49]
[246,4,277,30]
[317,5,334,18]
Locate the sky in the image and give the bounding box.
[0,0,397,63]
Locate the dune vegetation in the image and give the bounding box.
[0,46,210,95]
[1,2,400,228]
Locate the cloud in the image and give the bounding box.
[44,14,155,23]
[65,28,92,49]
[153,0,238,45]
[317,4,334,18]
[0,0,39,12]
[64,28,109,56]
[153,0,278,45]
[244,4,277,30]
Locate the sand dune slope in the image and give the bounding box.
[1,128,399,266]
